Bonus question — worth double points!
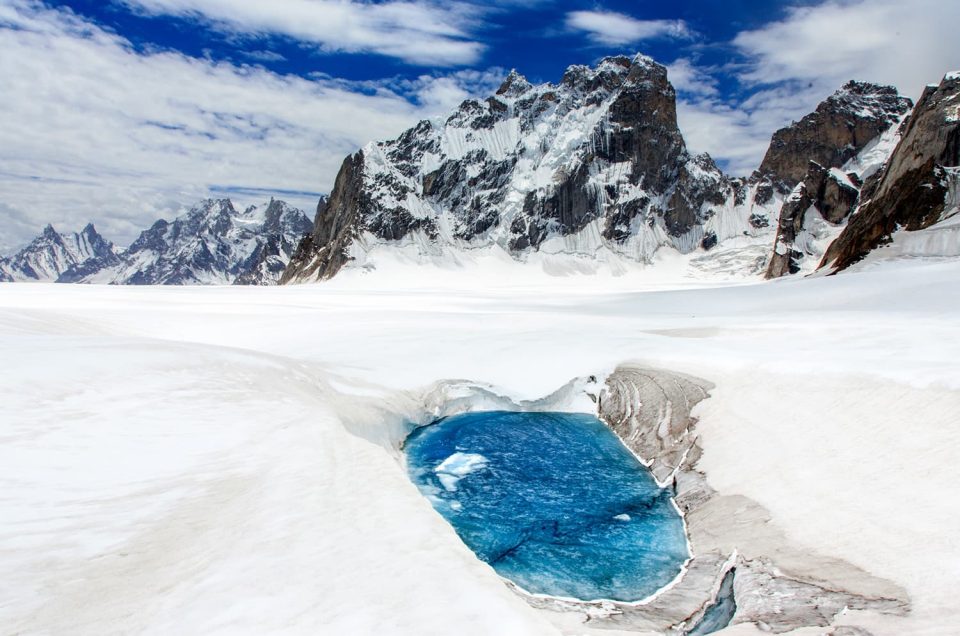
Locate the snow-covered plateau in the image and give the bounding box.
[1,256,958,635]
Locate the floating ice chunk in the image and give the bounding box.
[434,452,488,491]
[614,513,631,521]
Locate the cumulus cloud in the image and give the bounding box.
[733,0,960,102]
[566,10,691,46]
[666,58,719,97]
[116,0,485,66]
[0,1,500,251]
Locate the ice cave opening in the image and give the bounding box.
[404,411,689,602]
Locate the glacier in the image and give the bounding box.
[1,259,959,634]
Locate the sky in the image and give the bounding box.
[0,0,958,252]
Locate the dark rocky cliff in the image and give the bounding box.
[755,81,911,193]
[820,74,960,272]
[283,55,749,283]
[764,83,912,278]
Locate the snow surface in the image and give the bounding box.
[1,260,959,634]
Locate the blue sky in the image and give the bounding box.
[1,0,958,250]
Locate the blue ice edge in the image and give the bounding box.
[404,411,693,604]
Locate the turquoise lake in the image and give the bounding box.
[404,411,689,601]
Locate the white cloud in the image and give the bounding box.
[676,87,830,178]
[0,1,501,251]
[566,10,691,46]
[733,0,960,102]
[675,0,960,177]
[666,59,719,97]
[116,0,485,66]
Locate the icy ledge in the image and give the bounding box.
[363,367,908,635]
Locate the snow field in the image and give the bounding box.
[1,258,959,634]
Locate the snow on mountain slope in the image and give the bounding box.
[283,58,917,284]
[0,261,958,634]
[78,198,312,285]
[0,223,118,282]
[821,72,960,272]
[283,55,785,282]
[1,199,312,285]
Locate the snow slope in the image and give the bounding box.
[1,261,958,634]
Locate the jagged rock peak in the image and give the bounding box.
[755,81,912,190]
[104,197,312,285]
[283,52,784,283]
[0,198,314,285]
[496,69,530,97]
[0,222,118,282]
[819,72,960,272]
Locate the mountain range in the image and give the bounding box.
[3,56,958,286]
[283,55,958,283]
[0,199,311,285]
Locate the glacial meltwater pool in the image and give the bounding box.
[404,411,689,602]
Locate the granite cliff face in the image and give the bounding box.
[754,82,912,278]
[0,199,312,285]
[283,55,783,282]
[820,73,960,272]
[755,81,911,193]
[764,83,912,278]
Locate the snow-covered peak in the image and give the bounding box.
[102,198,311,285]
[495,70,531,97]
[0,223,118,282]
[0,198,313,286]
[824,81,912,124]
[284,53,787,282]
[755,80,912,190]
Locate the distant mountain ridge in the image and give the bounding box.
[0,198,312,285]
[0,223,118,283]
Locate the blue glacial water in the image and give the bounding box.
[404,411,689,602]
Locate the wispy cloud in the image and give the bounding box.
[241,49,286,63]
[565,10,692,46]
[115,0,486,66]
[0,1,502,250]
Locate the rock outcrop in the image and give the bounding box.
[283,55,781,282]
[766,162,862,277]
[820,73,960,272]
[754,81,911,193]
[764,83,912,278]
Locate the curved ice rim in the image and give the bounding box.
[401,411,695,606]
